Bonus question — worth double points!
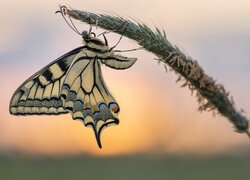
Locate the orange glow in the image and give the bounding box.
[2,68,249,156]
[1,0,250,156]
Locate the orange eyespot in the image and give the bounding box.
[109,103,120,113]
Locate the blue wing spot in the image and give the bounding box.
[99,103,108,110]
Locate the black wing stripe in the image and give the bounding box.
[57,60,69,72]
[42,69,53,82]
[43,83,53,99]
[9,47,84,115]
[51,80,60,98]
[80,60,95,93]
[28,82,38,100]
[92,87,105,106]
[35,85,44,99]
[64,59,91,87]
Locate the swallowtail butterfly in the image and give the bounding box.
[9,7,137,148]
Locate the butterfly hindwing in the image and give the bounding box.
[60,51,120,148]
[9,47,84,115]
[100,53,137,70]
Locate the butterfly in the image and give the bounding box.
[9,28,137,148]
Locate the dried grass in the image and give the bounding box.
[65,7,250,138]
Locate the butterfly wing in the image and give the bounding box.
[10,47,135,148]
[9,46,84,115]
[100,54,137,70]
[60,52,120,148]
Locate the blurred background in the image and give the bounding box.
[1,0,250,179]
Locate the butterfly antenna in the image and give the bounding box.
[97,30,109,37]
[68,15,81,35]
[95,20,99,29]
[89,25,93,34]
[56,5,81,35]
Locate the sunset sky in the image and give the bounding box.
[1,0,250,156]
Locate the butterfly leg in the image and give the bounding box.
[108,23,129,52]
[111,47,144,53]
[88,25,93,35]
[103,34,108,46]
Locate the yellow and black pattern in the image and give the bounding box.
[9,31,137,148]
[10,47,84,115]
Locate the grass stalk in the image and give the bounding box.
[65,7,249,138]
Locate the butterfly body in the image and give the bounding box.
[9,31,137,148]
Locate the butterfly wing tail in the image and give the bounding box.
[62,57,120,148]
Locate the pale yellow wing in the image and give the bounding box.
[9,47,84,115]
[100,53,137,70]
[61,54,120,148]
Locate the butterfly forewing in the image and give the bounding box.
[10,47,84,115]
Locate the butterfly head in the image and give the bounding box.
[81,31,109,51]
[81,31,91,42]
